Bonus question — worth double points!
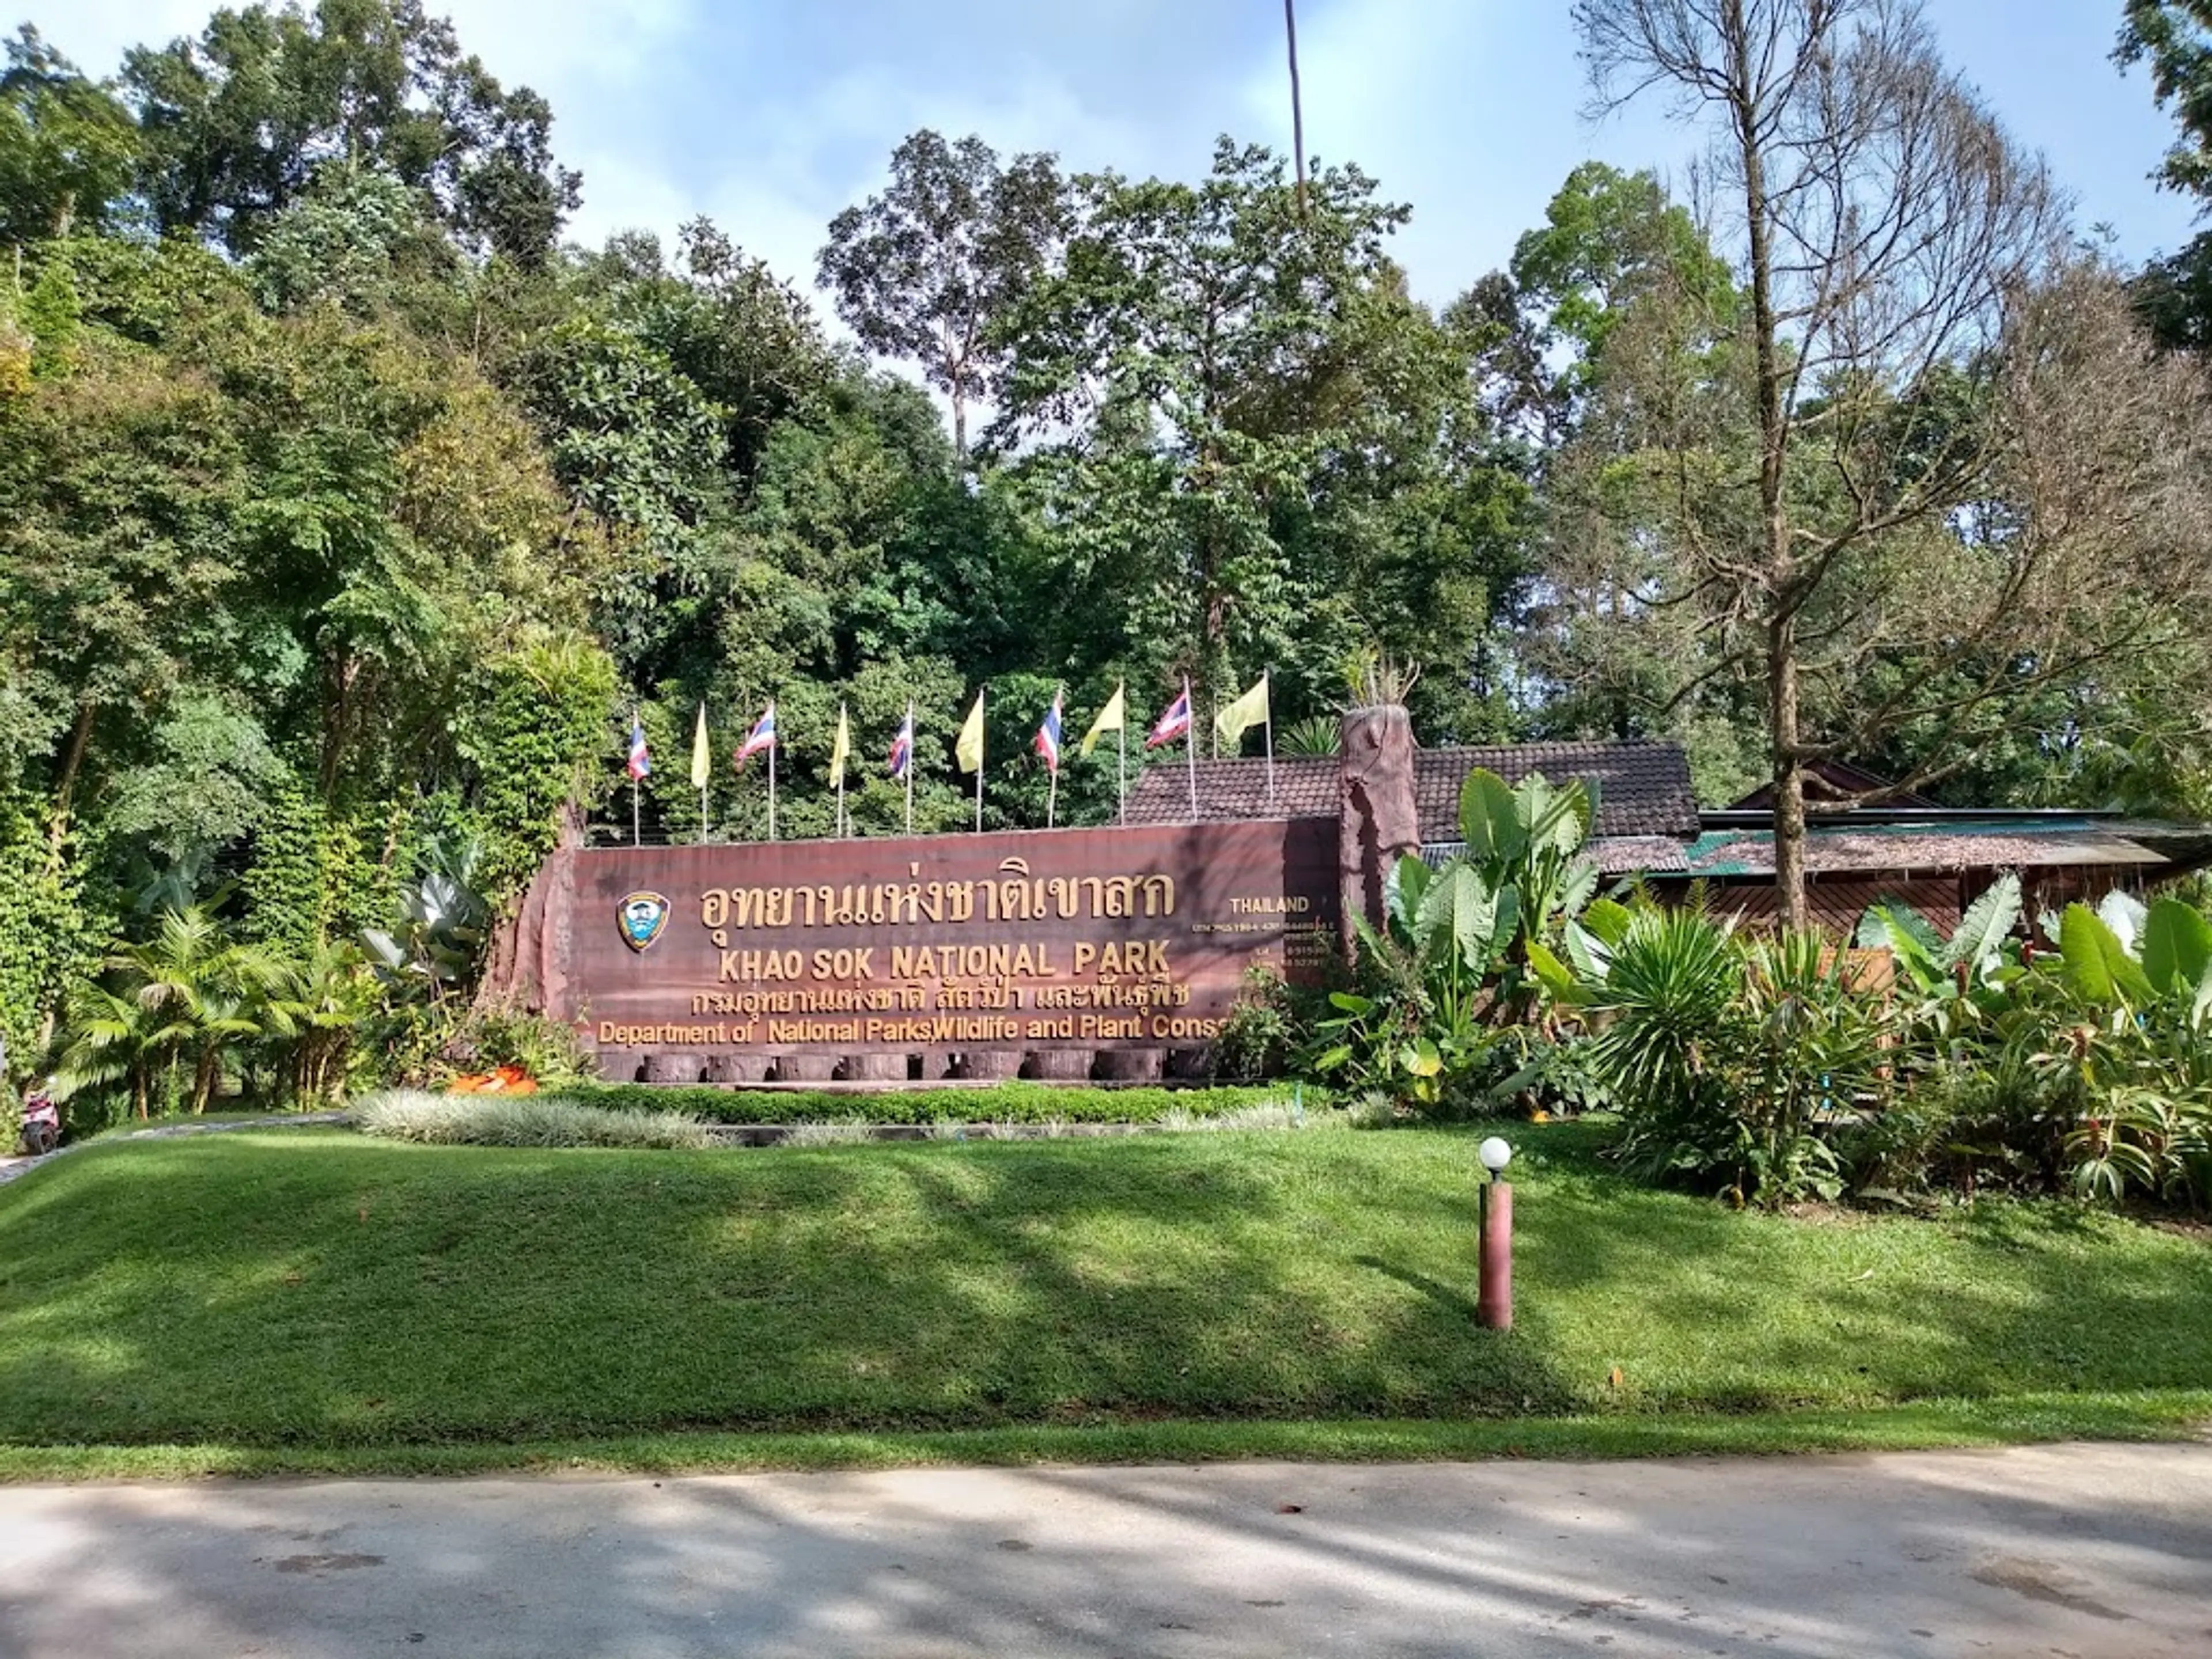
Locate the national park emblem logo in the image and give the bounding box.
[618,891,670,953]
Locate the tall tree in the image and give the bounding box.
[1495,161,1739,442]
[1002,142,1404,707]
[817,130,1066,460]
[1573,0,2069,924]
[0,28,139,245]
[1483,164,1760,793]
[2118,2,2212,349]
[124,0,579,263]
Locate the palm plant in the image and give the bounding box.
[58,979,195,1122]
[1578,904,1885,1205]
[1584,905,1743,1158]
[269,941,378,1106]
[1277,717,1340,756]
[59,907,295,1118]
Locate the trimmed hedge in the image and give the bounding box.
[550,1080,1327,1126]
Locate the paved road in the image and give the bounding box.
[2,1442,2207,1657]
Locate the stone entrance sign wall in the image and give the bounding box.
[501,819,1339,1085]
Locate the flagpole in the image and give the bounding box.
[695,703,710,844]
[904,700,915,835]
[1265,668,1275,808]
[768,736,778,843]
[631,707,642,847]
[1118,721,1126,826]
[1183,675,1198,821]
[1046,686,1060,831]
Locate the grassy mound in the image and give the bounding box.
[1,1121,2206,1469]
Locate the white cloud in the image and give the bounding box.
[1226,0,1696,305]
[571,58,1161,294]
[36,1,690,89]
[437,0,694,90]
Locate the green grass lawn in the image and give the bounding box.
[1,1120,2207,1478]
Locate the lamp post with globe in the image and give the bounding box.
[1477,1136,1513,1330]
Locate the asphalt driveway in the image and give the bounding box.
[2,1441,2207,1657]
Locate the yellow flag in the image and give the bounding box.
[1214,673,1270,747]
[688,703,711,789]
[829,703,851,788]
[1081,682,1126,756]
[955,690,986,774]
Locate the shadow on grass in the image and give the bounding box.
[1,1123,2208,1451]
[1351,1255,1479,1320]
[0,1130,1577,1448]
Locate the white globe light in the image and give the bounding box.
[1478,1137,1513,1173]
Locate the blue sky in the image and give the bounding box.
[50,1,2203,307]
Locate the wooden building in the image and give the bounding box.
[1127,741,2212,936]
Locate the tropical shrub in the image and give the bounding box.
[2037,898,2212,1207]
[1855,873,2029,1057]
[1214,964,1300,1080]
[1575,905,1889,1206]
[1305,767,1599,1112]
[362,836,490,1003]
[56,906,297,1120]
[553,1080,1316,1126]
[1839,885,2212,1209]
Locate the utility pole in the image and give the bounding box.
[1285,0,1308,218]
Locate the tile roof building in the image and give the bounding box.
[1125,738,2212,935]
[1123,740,1699,874]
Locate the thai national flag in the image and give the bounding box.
[625,717,652,780]
[1034,691,1063,774]
[888,710,914,779]
[1146,687,1192,748]
[734,702,777,768]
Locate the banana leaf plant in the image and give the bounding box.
[1309,768,1602,1108]
[1852,873,2028,1048]
[1308,860,1515,1107]
[1455,767,1599,1022]
[2041,896,2212,1206]
[363,836,489,1004]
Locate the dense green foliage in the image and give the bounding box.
[0,2,1550,1113]
[1490,881,2212,1211]
[551,1080,1319,1126]
[1313,767,1598,1107]
[4,0,2212,1126]
[2,1123,2207,1454]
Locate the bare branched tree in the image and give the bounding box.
[1568,0,2133,924]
